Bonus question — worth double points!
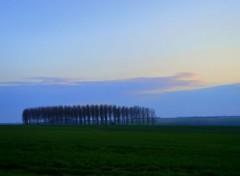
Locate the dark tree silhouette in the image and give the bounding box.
[22,104,157,125]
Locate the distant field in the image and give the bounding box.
[156,116,240,126]
[0,125,240,175]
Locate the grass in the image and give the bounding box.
[0,125,240,175]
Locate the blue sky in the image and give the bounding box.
[0,0,240,122]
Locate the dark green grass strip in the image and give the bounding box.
[0,125,240,175]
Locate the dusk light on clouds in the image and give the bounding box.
[0,0,240,123]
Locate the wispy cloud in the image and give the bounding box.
[173,72,199,80]
[0,72,205,94]
[130,72,204,94]
[27,77,81,84]
[0,77,84,86]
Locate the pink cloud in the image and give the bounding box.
[0,72,206,94]
[173,72,199,80]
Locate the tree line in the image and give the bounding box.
[22,105,156,125]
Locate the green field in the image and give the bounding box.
[0,125,240,176]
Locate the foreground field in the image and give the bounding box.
[0,125,240,175]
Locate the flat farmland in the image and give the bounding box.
[0,125,240,175]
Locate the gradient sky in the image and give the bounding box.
[1,0,240,122]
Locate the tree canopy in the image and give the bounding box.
[22,105,156,125]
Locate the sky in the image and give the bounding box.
[0,0,240,123]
